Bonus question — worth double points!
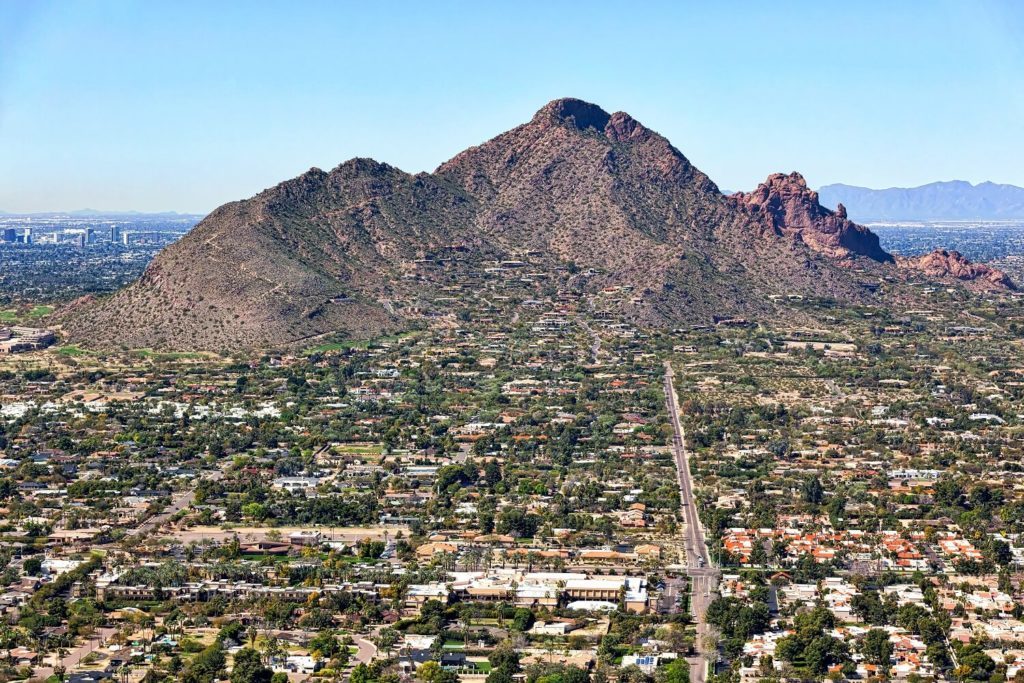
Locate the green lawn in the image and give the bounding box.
[57,345,90,356]
[306,340,360,354]
[306,331,415,355]
[0,304,54,324]
[336,444,383,455]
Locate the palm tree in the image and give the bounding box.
[526,551,539,572]
[496,601,508,628]
[261,635,283,667]
[36,637,48,675]
[376,628,399,658]
[460,606,473,648]
[464,547,483,571]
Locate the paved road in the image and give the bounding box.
[353,636,377,664]
[268,628,376,665]
[659,576,687,614]
[577,317,601,363]
[34,626,118,679]
[663,361,719,683]
[127,489,196,539]
[126,468,225,540]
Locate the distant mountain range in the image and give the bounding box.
[818,181,1024,222]
[59,98,1015,351]
[0,209,203,219]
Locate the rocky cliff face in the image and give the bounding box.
[59,99,1016,351]
[731,172,893,263]
[897,249,1015,291]
[731,172,1015,291]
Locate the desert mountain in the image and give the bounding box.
[730,173,891,263]
[729,173,1014,293]
[819,180,1024,222]
[60,98,1012,351]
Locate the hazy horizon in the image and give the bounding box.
[5,178,1024,217]
[2,1,1023,213]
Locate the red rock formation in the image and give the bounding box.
[898,249,1015,291]
[732,172,893,263]
[732,173,1016,291]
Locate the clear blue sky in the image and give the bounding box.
[1,1,1022,213]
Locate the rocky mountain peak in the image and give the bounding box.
[732,172,893,263]
[532,98,652,144]
[605,111,649,142]
[534,98,612,132]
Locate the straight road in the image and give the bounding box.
[577,316,602,363]
[659,576,686,614]
[34,627,118,679]
[126,467,225,540]
[127,489,196,539]
[663,361,719,683]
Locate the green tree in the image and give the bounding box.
[861,629,893,668]
[418,661,459,683]
[655,658,690,683]
[309,632,344,661]
[489,640,522,675]
[351,664,373,683]
[217,621,246,644]
[376,627,399,657]
[705,597,770,640]
[231,648,272,683]
[182,641,226,683]
[775,607,849,676]
[801,476,824,505]
[511,608,535,632]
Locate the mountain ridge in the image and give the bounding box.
[0,209,204,218]
[818,180,1024,222]
[59,98,1013,351]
